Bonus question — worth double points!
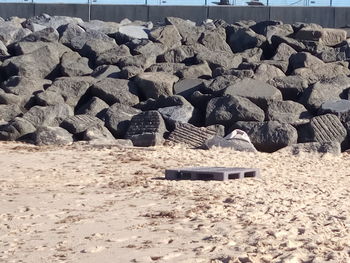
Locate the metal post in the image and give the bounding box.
[205,0,207,6]
[88,0,91,22]
[267,0,269,6]
[330,0,332,6]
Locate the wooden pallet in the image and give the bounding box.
[165,167,260,181]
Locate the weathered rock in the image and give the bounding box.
[76,97,109,118]
[116,24,149,43]
[135,95,189,111]
[0,117,36,141]
[46,77,96,108]
[167,122,218,148]
[105,103,141,138]
[13,41,71,56]
[158,45,195,63]
[158,104,196,130]
[22,104,73,128]
[232,121,298,152]
[223,78,283,110]
[91,65,122,80]
[1,76,51,97]
[1,45,61,79]
[195,49,242,70]
[319,99,350,123]
[79,20,119,35]
[90,78,139,106]
[227,28,266,53]
[125,111,167,147]
[204,75,240,94]
[299,75,350,112]
[95,44,131,66]
[149,25,182,50]
[299,114,347,145]
[0,89,23,106]
[58,23,86,48]
[271,35,306,52]
[295,27,347,46]
[173,78,207,100]
[60,51,92,77]
[267,100,311,125]
[190,91,214,112]
[268,75,309,101]
[0,40,9,58]
[34,126,73,145]
[135,72,179,99]
[272,43,297,61]
[254,64,285,82]
[178,62,212,79]
[205,95,265,127]
[0,21,31,46]
[146,63,187,75]
[83,122,116,144]
[60,115,103,134]
[130,40,167,58]
[117,54,156,70]
[198,27,232,53]
[35,90,65,106]
[80,38,119,64]
[25,14,83,30]
[265,24,293,42]
[165,17,204,45]
[280,141,341,155]
[21,27,59,42]
[250,20,282,35]
[239,47,263,63]
[0,104,22,121]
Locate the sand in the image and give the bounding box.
[0,141,349,263]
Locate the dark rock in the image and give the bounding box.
[232,121,298,152]
[158,104,196,130]
[227,28,266,53]
[254,63,285,82]
[149,25,182,50]
[91,65,122,79]
[146,63,186,75]
[190,91,213,112]
[95,44,131,66]
[272,43,297,61]
[319,99,350,123]
[0,117,36,141]
[76,97,109,118]
[135,72,179,99]
[165,17,204,45]
[22,104,73,128]
[289,52,324,71]
[268,75,309,101]
[267,100,311,125]
[105,103,141,138]
[0,104,22,121]
[21,27,59,42]
[205,95,265,127]
[130,40,167,57]
[34,126,73,146]
[198,27,232,53]
[60,115,103,134]
[35,90,65,106]
[223,78,283,110]
[125,110,167,147]
[299,114,347,145]
[271,35,306,52]
[239,47,263,63]
[250,20,282,35]
[135,95,189,111]
[90,78,139,106]
[195,49,242,70]
[173,78,207,100]
[177,62,212,79]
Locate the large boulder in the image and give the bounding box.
[25,14,83,30]
[195,49,242,70]
[223,78,283,110]
[135,95,189,111]
[60,114,103,135]
[90,78,139,106]
[35,90,65,107]
[135,72,179,99]
[125,111,167,147]
[0,117,36,141]
[22,27,59,43]
[173,78,207,101]
[232,121,298,152]
[104,103,141,138]
[91,65,122,80]
[268,75,309,101]
[149,25,182,50]
[205,95,265,127]
[60,51,92,77]
[272,43,297,61]
[165,17,204,45]
[158,104,196,130]
[227,28,266,53]
[295,27,347,46]
[95,44,131,66]
[75,97,109,118]
[13,41,71,57]
[177,62,212,79]
[198,27,232,53]
[33,126,73,146]
[0,104,22,122]
[0,21,31,45]
[266,100,311,125]
[319,99,350,123]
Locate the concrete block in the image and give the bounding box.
[148,5,207,24]
[91,4,148,22]
[0,3,34,19]
[208,6,269,24]
[270,7,335,28]
[165,167,260,181]
[34,4,89,21]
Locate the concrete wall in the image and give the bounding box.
[1,4,350,28]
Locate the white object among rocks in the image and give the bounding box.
[225,129,252,143]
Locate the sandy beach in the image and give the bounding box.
[0,141,349,263]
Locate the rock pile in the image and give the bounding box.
[1,14,350,153]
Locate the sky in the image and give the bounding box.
[2,0,349,6]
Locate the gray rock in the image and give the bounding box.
[0,89,23,106]
[21,27,59,42]
[289,52,324,71]
[13,41,70,56]
[271,35,306,52]
[299,75,350,112]
[149,25,182,50]
[135,95,189,111]
[299,114,347,145]
[0,104,22,121]
[272,43,297,61]
[198,27,232,53]
[295,27,346,46]
[76,97,109,118]
[35,90,65,106]
[146,63,187,75]
[250,20,282,35]
[91,65,122,79]
[173,78,207,100]
[239,47,263,63]
[0,40,9,58]
[125,110,167,147]
[95,44,131,66]
[46,77,96,108]
[195,49,242,70]
[167,122,218,148]
[158,45,195,63]
[232,121,298,152]
[254,64,285,82]
[79,20,119,35]
[105,103,141,138]
[1,76,51,97]
[223,78,283,110]
[117,24,149,42]
[268,75,309,101]
[227,28,266,53]
[203,135,257,152]
[319,99,350,123]
[25,14,83,30]
[34,126,73,146]
[205,95,265,127]
[1,45,61,79]
[22,104,73,128]
[90,78,139,106]
[265,24,293,42]
[0,21,31,45]
[119,66,145,79]
[165,17,204,45]
[83,122,116,144]
[60,115,103,134]
[117,54,156,70]
[158,104,196,130]
[58,23,86,49]
[60,51,92,77]
[135,72,179,99]
[80,38,119,64]
[267,100,312,125]
[178,62,212,79]
[0,117,36,141]
[205,75,240,94]
[131,40,167,57]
